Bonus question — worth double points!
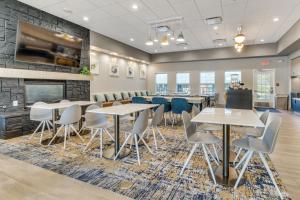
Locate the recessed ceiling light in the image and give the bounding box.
[273,17,279,22]
[260,39,264,42]
[218,43,223,46]
[83,16,89,21]
[213,26,218,30]
[132,4,138,10]
[154,38,159,43]
[154,49,158,53]
[130,38,134,42]
[184,46,188,50]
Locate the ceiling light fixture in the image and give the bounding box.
[234,26,245,52]
[260,39,264,42]
[83,16,89,21]
[184,46,188,50]
[145,38,153,46]
[130,38,134,42]
[234,33,245,43]
[160,35,169,46]
[177,31,185,42]
[132,4,138,10]
[273,17,279,22]
[213,26,218,30]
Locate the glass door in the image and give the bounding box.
[253,69,275,108]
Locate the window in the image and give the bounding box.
[155,73,168,94]
[200,72,215,94]
[224,71,241,90]
[176,73,190,93]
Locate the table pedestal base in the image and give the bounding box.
[103,145,131,159]
[209,166,244,187]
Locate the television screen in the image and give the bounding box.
[15,21,83,67]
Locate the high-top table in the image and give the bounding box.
[191,107,265,186]
[28,101,95,135]
[87,103,159,159]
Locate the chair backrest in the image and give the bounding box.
[121,92,130,100]
[95,93,107,103]
[85,112,108,127]
[262,116,282,153]
[86,104,100,111]
[171,98,190,114]
[60,104,81,125]
[132,109,149,136]
[113,92,123,101]
[132,96,147,104]
[152,97,170,112]
[129,91,136,97]
[182,111,197,141]
[105,93,116,101]
[260,110,270,125]
[192,105,200,117]
[30,102,52,121]
[135,91,142,96]
[151,105,164,126]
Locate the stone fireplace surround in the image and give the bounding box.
[0,0,91,138]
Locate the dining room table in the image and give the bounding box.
[191,107,265,186]
[142,96,205,110]
[87,103,159,159]
[28,101,95,144]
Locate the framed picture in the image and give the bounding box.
[127,63,135,78]
[90,63,100,75]
[109,63,120,76]
[139,64,147,79]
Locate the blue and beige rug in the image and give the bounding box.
[0,123,290,199]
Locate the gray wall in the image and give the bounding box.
[90,51,147,95]
[147,56,290,104]
[0,0,90,111]
[90,31,150,62]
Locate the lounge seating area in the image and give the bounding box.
[1,0,300,200]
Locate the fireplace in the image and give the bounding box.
[24,80,66,105]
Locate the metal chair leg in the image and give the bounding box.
[152,128,158,150]
[39,121,46,144]
[29,121,43,140]
[233,148,243,165]
[235,150,250,169]
[83,129,99,152]
[134,134,141,165]
[63,126,68,149]
[100,129,103,157]
[234,151,253,189]
[156,127,166,142]
[179,143,198,175]
[104,128,114,141]
[48,125,64,146]
[259,153,283,199]
[114,133,132,160]
[202,144,216,185]
[70,125,84,142]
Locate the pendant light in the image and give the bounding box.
[234,33,246,44]
[177,31,185,42]
[145,27,153,46]
[160,35,169,46]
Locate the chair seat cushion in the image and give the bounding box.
[189,132,220,144]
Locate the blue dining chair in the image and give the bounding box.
[171,98,192,126]
[132,96,148,104]
[152,97,171,126]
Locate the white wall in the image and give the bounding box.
[147,56,290,104]
[90,52,147,95]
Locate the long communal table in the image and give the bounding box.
[142,96,205,109]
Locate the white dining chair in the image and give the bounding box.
[233,116,283,199]
[29,102,53,144]
[180,111,221,185]
[48,104,84,149]
[83,112,114,157]
[114,110,153,165]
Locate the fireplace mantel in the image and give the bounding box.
[0,68,93,81]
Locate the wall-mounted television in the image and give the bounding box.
[15,21,83,67]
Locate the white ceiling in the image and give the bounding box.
[18,0,300,54]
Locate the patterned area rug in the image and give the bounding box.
[0,122,290,200]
